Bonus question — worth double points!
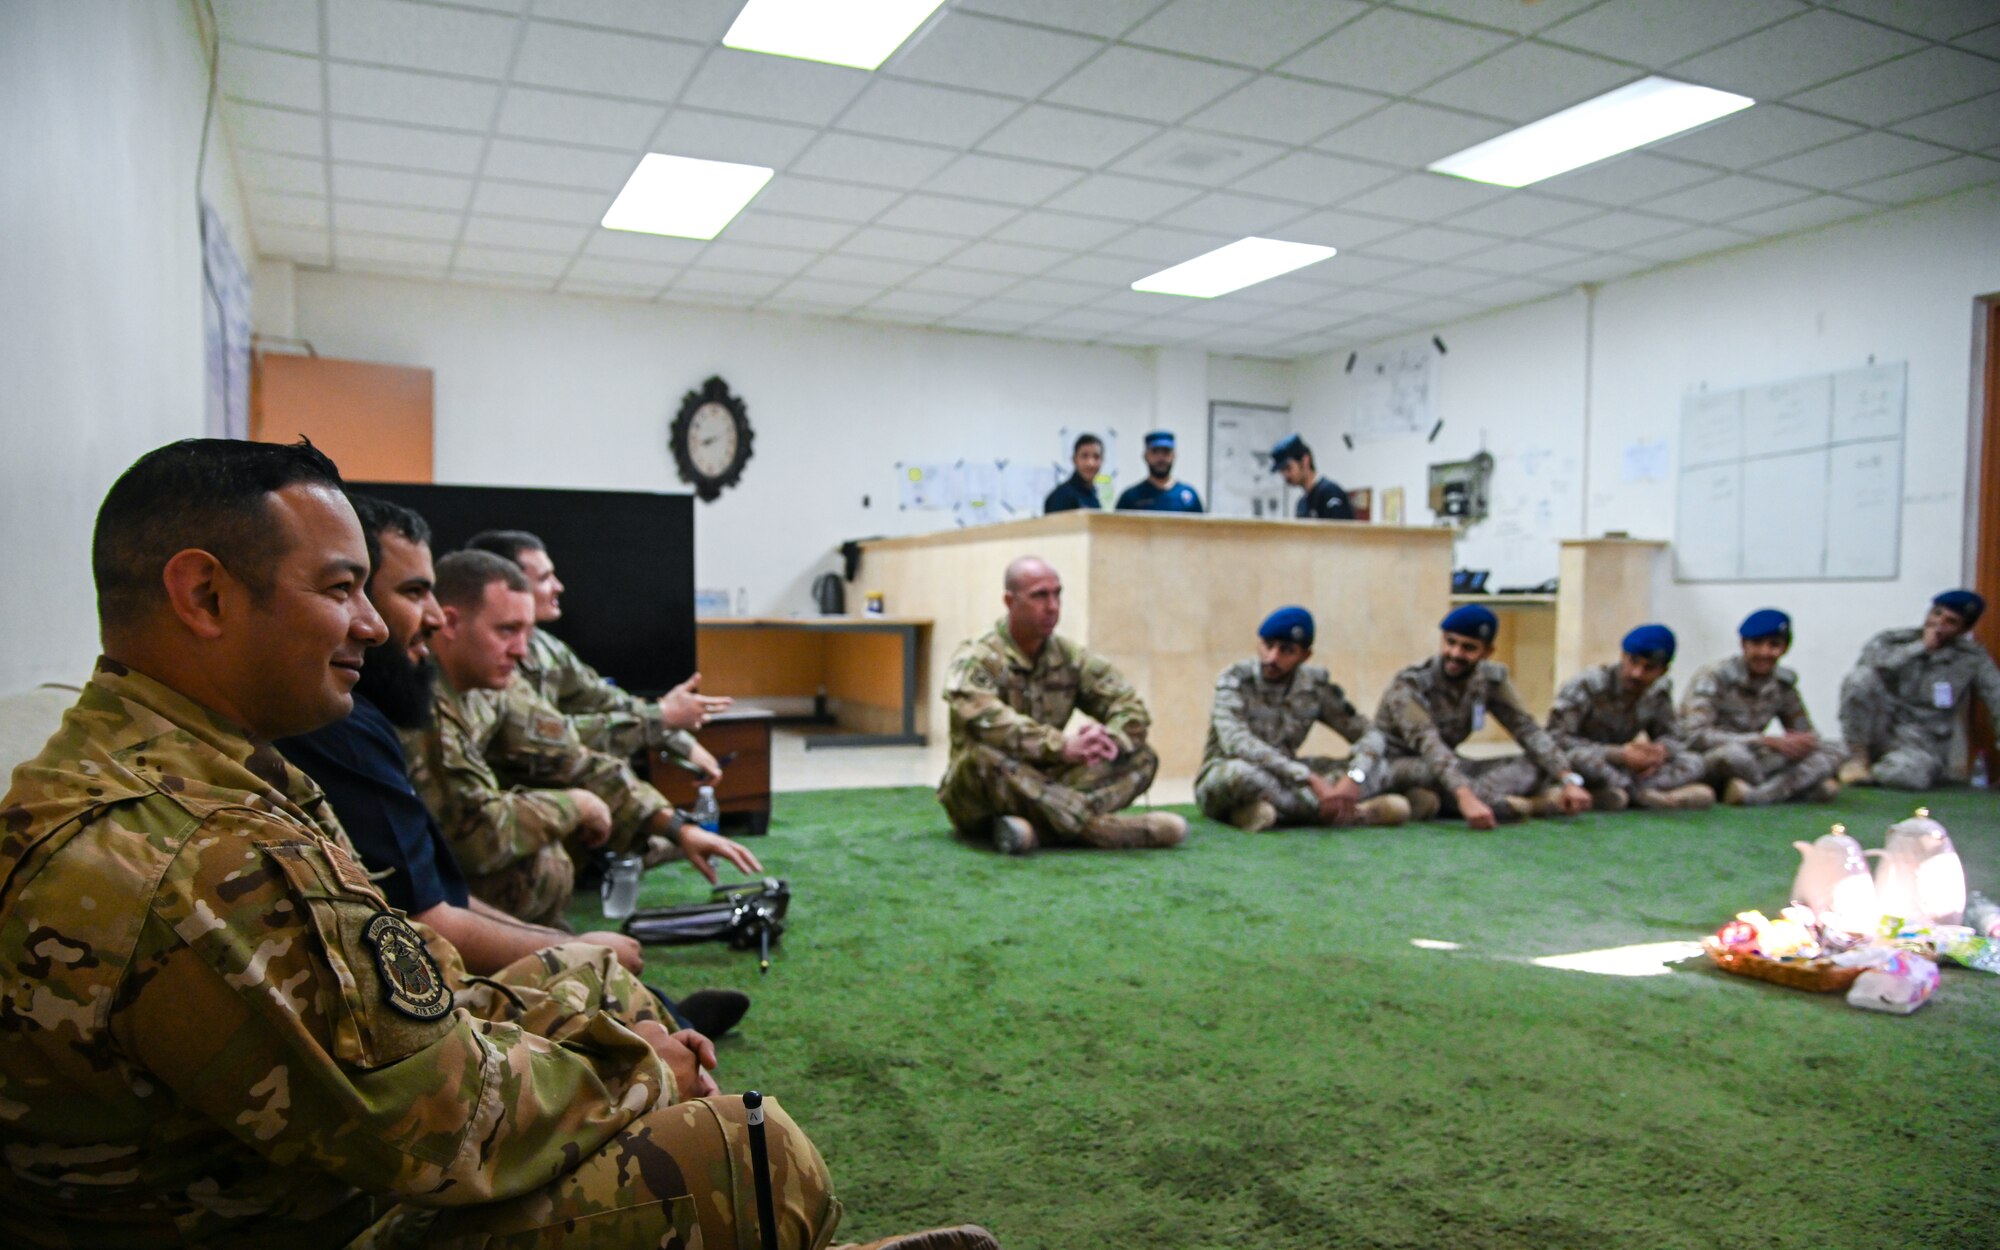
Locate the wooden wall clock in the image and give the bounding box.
[670,375,753,502]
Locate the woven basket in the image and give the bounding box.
[1700,936,1866,993]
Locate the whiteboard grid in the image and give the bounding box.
[1672,362,1905,583]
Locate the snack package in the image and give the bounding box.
[1933,931,2000,974]
[1846,951,1940,1015]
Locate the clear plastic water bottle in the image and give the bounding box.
[691,785,720,834]
[600,852,642,921]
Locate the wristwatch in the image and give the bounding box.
[1562,771,1585,788]
[1347,766,1368,784]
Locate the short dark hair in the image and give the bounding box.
[465,529,546,567]
[433,549,530,613]
[1072,434,1103,455]
[93,438,347,631]
[349,495,431,588]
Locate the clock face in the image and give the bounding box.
[688,401,738,478]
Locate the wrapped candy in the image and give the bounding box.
[1846,951,1939,1014]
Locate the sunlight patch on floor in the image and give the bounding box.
[1531,939,1706,977]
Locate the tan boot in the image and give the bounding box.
[991,815,1037,856]
[1721,778,1750,806]
[1529,785,1575,817]
[1405,788,1442,821]
[836,1225,1002,1250]
[1634,783,1715,810]
[1080,810,1187,848]
[1837,756,1873,787]
[1590,786,1630,812]
[1807,778,1841,802]
[1228,799,1278,832]
[1354,794,1411,826]
[1499,795,1535,822]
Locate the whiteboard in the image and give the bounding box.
[1832,363,1905,443]
[1742,375,1831,458]
[1208,401,1294,519]
[1680,390,1742,469]
[1674,464,1741,581]
[1740,450,1827,579]
[1824,440,1903,578]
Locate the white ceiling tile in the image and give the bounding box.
[252,192,330,228]
[1100,224,1234,262]
[560,278,662,299]
[1125,0,1369,69]
[924,154,1082,204]
[670,268,787,297]
[838,226,962,262]
[219,45,323,111]
[1395,0,1601,34]
[701,242,819,275]
[582,229,707,264]
[1641,173,1812,221]
[513,23,701,101]
[1542,0,1807,68]
[976,105,1161,167]
[241,151,329,195]
[806,255,924,286]
[772,277,875,307]
[1622,225,1756,261]
[1005,277,1110,306]
[495,87,664,147]
[1041,307,1148,331]
[1315,102,1510,166]
[990,211,1129,250]
[533,0,741,42]
[1955,26,2000,58]
[452,269,553,291]
[793,133,956,189]
[889,13,1102,98]
[1233,151,1399,206]
[1845,154,2000,204]
[650,110,820,168]
[329,119,486,175]
[482,138,634,190]
[836,79,1022,148]
[1756,132,1960,190]
[1109,131,1289,187]
[1154,191,1303,235]
[724,213,858,251]
[1464,276,1570,305]
[453,245,571,277]
[340,258,450,279]
[1787,48,2000,125]
[1092,289,1203,316]
[1338,173,1504,221]
[326,0,518,77]
[1536,153,1719,205]
[1378,265,1495,296]
[1279,9,1511,95]
[1041,254,1156,285]
[1386,295,1486,326]
[1825,0,2000,39]
[215,0,319,54]
[1274,208,1413,249]
[1537,210,1687,250]
[1458,239,1593,274]
[1223,274,1336,306]
[1671,11,1924,98]
[253,225,332,263]
[337,233,456,265]
[1363,226,1494,264]
[1044,46,1251,123]
[460,216,591,252]
[1892,93,2000,152]
[875,193,1021,235]
[469,179,606,220]
[1443,194,1602,236]
[225,103,325,157]
[955,0,1161,39]
[1251,307,1345,333]
[680,49,871,126]
[947,240,1070,274]
[1725,194,1875,238]
[1184,77,1384,146]
[333,202,461,238]
[338,164,473,209]
[569,255,679,284]
[902,267,1021,296]
[1417,42,1641,123]
[327,64,500,130]
[965,298,1066,323]
[1043,173,1202,220]
[1316,286,1420,312]
[868,290,977,317]
[1649,105,1862,170]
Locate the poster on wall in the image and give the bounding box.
[1348,339,1440,445]
[201,200,252,440]
[1206,401,1290,519]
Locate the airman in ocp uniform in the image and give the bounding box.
[1545,624,1715,810]
[1679,608,1844,805]
[1838,589,2000,790]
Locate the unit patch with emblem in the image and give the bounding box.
[362,912,453,1020]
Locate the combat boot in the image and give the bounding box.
[991,815,1037,856]
[835,1225,1002,1250]
[1589,785,1629,812]
[1722,778,1753,806]
[1528,785,1572,817]
[1228,799,1278,832]
[1080,810,1187,848]
[1405,788,1443,821]
[1498,795,1534,822]
[1353,794,1411,826]
[1806,778,1841,802]
[1837,755,1874,786]
[1634,783,1715,810]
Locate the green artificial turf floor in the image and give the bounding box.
[574,787,2000,1250]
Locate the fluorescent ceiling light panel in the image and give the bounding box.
[1132,237,1337,299]
[602,153,773,240]
[1429,76,1754,188]
[724,0,947,70]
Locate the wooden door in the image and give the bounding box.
[251,352,434,483]
[1971,295,2000,778]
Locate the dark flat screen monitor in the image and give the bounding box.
[352,482,694,696]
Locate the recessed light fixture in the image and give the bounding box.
[1132,237,1338,299]
[724,0,947,70]
[1428,76,1754,188]
[601,153,774,240]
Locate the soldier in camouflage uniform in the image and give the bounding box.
[1362,605,1592,830]
[1194,606,1413,830]
[1545,624,1714,810]
[1837,589,2000,790]
[1679,608,1844,805]
[938,556,1186,855]
[0,440,1004,1250]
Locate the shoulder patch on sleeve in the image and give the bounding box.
[362,912,453,1021]
[1478,659,1511,682]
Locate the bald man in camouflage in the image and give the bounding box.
[1837,589,2000,790]
[0,438,992,1250]
[938,556,1186,855]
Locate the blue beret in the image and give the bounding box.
[1269,434,1309,471]
[1258,606,1314,646]
[1621,623,1676,662]
[1934,589,1985,627]
[1739,609,1791,640]
[1143,430,1175,448]
[1440,604,1498,643]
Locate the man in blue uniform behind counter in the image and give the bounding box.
[1043,433,1104,513]
[1115,430,1204,512]
[1271,434,1355,520]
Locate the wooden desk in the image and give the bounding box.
[648,707,773,835]
[694,616,930,748]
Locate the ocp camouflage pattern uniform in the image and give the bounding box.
[519,627,701,762]
[1194,659,1376,823]
[938,621,1156,842]
[1546,663,1707,795]
[0,661,839,1250]
[1680,655,1843,799]
[1361,657,1571,807]
[1838,628,2000,788]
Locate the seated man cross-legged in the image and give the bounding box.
[1679,608,1844,806]
[938,556,1185,855]
[1838,589,2000,790]
[1545,624,1714,811]
[1195,605,1412,831]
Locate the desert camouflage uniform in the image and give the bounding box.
[519,627,701,762]
[1359,656,1571,808]
[938,621,1156,842]
[1546,663,1707,795]
[0,660,839,1250]
[1839,628,2000,789]
[1679,655,1843,800]
[1193,659,1376,824]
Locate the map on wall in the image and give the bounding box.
[201,200,251,440]
[1672,362,1905,582]
[1207,401,1292,519]
[1348,339,1440,444]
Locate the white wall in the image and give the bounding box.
[0,1,252,691]
[1296,186,2000,721]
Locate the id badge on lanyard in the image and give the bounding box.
[1471,701,1487,731]
[1933,681,1954,709]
